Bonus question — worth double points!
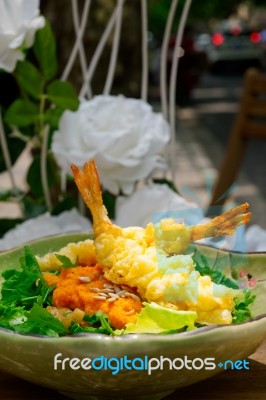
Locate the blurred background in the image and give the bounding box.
[42,0,266,228]
[1,0,266,229]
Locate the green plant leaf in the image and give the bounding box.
[15,61,43,99]
[122,302,196,334]
[13,303,67,337]
[5,99,39,127]
[55,254,78,269]
[51,196,77,215]
[47,80,79,110]
[44,107,64,128]
[0,136,26,172]
[21,196,47,219]
[33,20,58,81]
[0,188,24,201]
[193,254,240,290]
[70,312,114,335]
[26,154,57,198]
[232,289,256,324]
[1,247,53,309]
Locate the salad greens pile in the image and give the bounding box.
[0,247,256,337]
[0,247,114,337]
[193,253,255,323]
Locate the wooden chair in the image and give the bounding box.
[210,68,266,206]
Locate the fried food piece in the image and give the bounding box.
[46,306,85,328]
[70,160,248,325]
[154,203,250,254]
[37,239,96,271]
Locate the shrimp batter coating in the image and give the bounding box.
[70,160,250,325]
[37,239,96,271]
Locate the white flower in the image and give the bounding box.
[0,209,91,251]
[245,224,266,252]
[52,95,170,195]
[115,182,199,227]
[0,0,45,72]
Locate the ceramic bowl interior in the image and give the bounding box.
[0,233,265,400]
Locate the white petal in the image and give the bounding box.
[0,46,24,72]
[246,225,266,252]
[52,95,171,194]
[115,183,198,227]
[0,208,91,251]
[0,0,43,71]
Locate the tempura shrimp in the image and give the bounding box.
[71,160,250,324]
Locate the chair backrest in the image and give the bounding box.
[240,68,266,140]
[209,67,266,208]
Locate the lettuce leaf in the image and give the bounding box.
[1,246,54,308]
[193,253,239,290]
[13,303,68,337]
[70,311,115,335]
[232,290,256,324]
[121,302,197,334]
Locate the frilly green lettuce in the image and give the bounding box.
[117,302,197,335]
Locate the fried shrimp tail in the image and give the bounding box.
[191,203,251,241]
[71,161,120,236]
[155,203,250,254]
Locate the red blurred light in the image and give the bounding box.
[231,26,241,35]
[212,33,224,46]
[250,31,261,43]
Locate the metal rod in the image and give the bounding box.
[0,108,16,189]
[169,0,192,180]
[40,124,52,211]
[160,0,178,121]
[61,0,91,83]
[79,5,118,98]
[71,0,92,98]
[140,0,148,101]
[103,0,124,95]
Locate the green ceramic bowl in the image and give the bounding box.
[0,233,265,400]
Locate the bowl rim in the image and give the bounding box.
[0,231,265,341]
[1,230,266,255]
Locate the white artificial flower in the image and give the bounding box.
[115,182,200,227]
[245,224,266,252]
[0,0,45,72]
[0,209,91,251]
[52,95,170,195]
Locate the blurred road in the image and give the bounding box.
[174,72,266,228]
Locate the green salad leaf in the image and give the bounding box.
[232,289,256,324]
[193,254,239,289]
[120,302,197,335]
[0,304,26,330]
[70,312,114,336]
[13,303,68,337]
[55,254,78,268]
[1,246,54,308]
